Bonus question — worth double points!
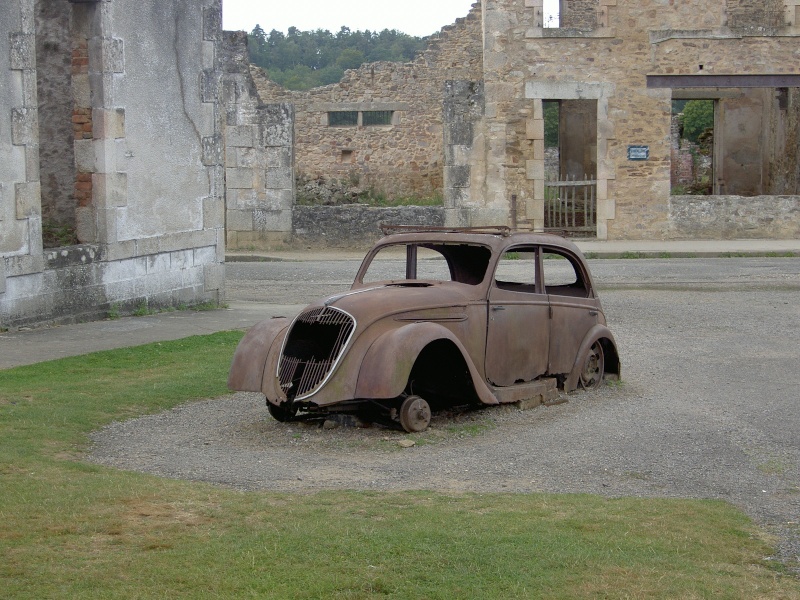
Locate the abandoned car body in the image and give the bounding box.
[228,227,620,432]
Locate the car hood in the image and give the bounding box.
[313,281,481,325]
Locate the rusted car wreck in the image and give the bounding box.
[228,226,620,432]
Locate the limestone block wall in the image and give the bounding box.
[221,31,295,250]
[1,0,225,329]
[1,0,43,285]
[251,2,484,202]
[443,80,493,226]
[480,0,800,240]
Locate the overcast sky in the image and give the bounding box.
[222,0,475,37]
[223,1,560,38]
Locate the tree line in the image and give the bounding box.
[247,26,427,90]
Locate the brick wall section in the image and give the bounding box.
[251,2,483,202]
[71,37,93,215]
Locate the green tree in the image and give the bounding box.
[336,48,365,70]
[544,101,559,148]
[680,100,714,142]
[247,25,425,90]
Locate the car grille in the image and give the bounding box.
[278,306,355,400]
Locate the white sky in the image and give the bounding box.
[223,1,560,38]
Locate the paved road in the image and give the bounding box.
[226,256,800,302]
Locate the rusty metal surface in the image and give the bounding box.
[228,228,620,430]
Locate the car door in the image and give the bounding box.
[485,247,550,386]
[541,247,600,375]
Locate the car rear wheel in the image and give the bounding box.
[579,341,605,389]
[398,395,431,433]
[267,400,298,422]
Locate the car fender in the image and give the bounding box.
[354,321,498,405]
[228,317,290,399]
[563,324,621,392]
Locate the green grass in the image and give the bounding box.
[1,334,799,598]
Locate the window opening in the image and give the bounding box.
[362,110,393,126]
[542,251,588,297]
[359,243,490,285]
[668,85,799,197]
[671,99,714,195]
[543,0,560,28]
[494,248,538,293]
[328,111,358,127]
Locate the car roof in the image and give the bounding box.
[374,226,584,257]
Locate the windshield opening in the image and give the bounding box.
[359,243,491,285]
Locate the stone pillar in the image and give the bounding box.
[443,80,484,227]
[8,0,43,260]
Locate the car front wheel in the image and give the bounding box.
[398,395,431,433]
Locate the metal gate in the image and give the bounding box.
[544,175,597,236]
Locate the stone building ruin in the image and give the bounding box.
[227,0,800,247]
[2,0,799,328]
[1,0,225,328]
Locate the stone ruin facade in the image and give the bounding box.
[226,0,800,248]
[1,0,225,329]
[2,0,799,328]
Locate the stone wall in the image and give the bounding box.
[482,0,800,240]
[292,205,444,248]
[767,87,800,195]
[561,0,599,29]
[222,0,799,246]
[1,0,226,329]
[669,195,800,238]
[251,2,483,202]
[726,0,785,31]
[221,31,295,250]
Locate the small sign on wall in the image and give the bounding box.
[627,145,649,161]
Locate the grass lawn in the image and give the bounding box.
[1,332,798,599]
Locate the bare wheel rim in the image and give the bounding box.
[267,400,297,422]
[580,341,605,389]
[399,395,431,433]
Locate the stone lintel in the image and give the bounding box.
[312,102,411,112]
